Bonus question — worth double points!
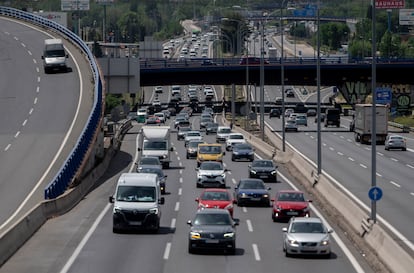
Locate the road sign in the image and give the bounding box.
[61,0,90,11]
[368,187,383,201]
[399,9,414,25]
[375,87,392,104]
[375,0,405,9]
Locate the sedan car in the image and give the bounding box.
[196,161,228,188]
[184,130,203,147]
[186,140,205,159]
[286,90,295,97]
[284,119,298,132]
[283,217,333,257]
[136,156,162,171]
[187,209,238,254]
[177,126,191,140]
[271,190,311,222]
[248,159,278,182]
[137,166,167,194]
[385,134,407,151]
[225,133,246,151]
[145,115,161,125]
[216,126,232,142]
[231,143,254,162]
[269,108,281,118]
[200,117,213,129]
[205,122,219,135]
[234,178,271,207]
[195,189,235,217]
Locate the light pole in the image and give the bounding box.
[260,21,265,141]
[280,0,287,152]
[316,0,321,175]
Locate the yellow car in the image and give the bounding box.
[197,143,225,167]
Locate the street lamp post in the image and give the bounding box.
[260,21,265,141]
[280,0,286,152]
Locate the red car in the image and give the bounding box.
[195,189,235,217]
[271,190,311,222]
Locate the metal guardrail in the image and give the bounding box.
[0,7,103,199]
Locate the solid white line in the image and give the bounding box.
[252,244,261,261]
[59,203,111,273]
[163,242,172,260]
[246,219,253,232]
[390,181,401,188]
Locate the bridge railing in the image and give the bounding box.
[0,7,103,199]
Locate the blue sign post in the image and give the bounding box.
[368,186,383,201]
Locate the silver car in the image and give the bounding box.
[385,134,407,151]
[283,217,333,258]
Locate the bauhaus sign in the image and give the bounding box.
[375,0,405,9]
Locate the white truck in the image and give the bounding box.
[139,126,173,168]
[354,104,388,145]
[41,39,68,73]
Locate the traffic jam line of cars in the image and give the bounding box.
[110,103,338,261]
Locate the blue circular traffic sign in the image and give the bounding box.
[368,187,383,201]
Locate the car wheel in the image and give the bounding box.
[403,148,407,151]
[231,156,235,161]
[186,154,189,159]
[385,147,389,150]
[188,243,194,254]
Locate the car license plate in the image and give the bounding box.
[206,239,219,244]
[251,198,261,201]
[129,221,142,226]
[260,175,268,178]
[286,211,298,216]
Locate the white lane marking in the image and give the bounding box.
[348,157,354,161]
[174,202,180,211]
[170,218,176,229]
[377,152,384,156]
[28,50,32,55]
[163,242,172,260]
[36,86,40,93]
[340,135,344,139]
[246,220,253,232]
[33,97,38,104]
[223,162,227,168]
[232,178,236,184]
[347,139,352,142]
[59,203,111,273]
[376,172,382,177]
[359,164,367,169]
[37,76,40,82]
[407,164,414,169]
[322,143,327,146]
[390,158,398,162]
[337,152,343,156]
[36,67,39,73]
[179,169,183,174]
[14,131,20,138]
[179,177,183,184]
[364,147,370,151]
[252,244,261,261]
[179,161,182,167]
[22,119,27,126]
[242,207,247,213]
[177,156,180,161]
[329,147,334,151]
[390,181,401,188]
[178,188,182,195]
[310,135,315,139]
[410,193,414,196]
[4,144,11,151]
[29,108,34,115]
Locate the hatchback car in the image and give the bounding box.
[186,140,205,159]
[184,130,203,147]
[196,161,228,188]
[195,189,235,217]
[385,134,407,151]
[282,217,333,257]
[232,143,254,162]
[234,178,271,207]
[272,190,311,222]
[248,159,278,182]
[295,115,308,126]
[187,209,238,254]
[136,156,162,171]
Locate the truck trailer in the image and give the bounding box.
[139,126,173,168]
[354,104,388,144]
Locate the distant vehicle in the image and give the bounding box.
[295,114,308,126]
[385,134,407,151]
[284,108,294,117]
[324,108,341,127]
[205,122,219,134]
[154,112,166,123]
[275,97,283,104]
[136,156,162,171]
[184,130,203,147]
[196,161,227,188]
[286,90,295,98]
[200,116,213,128]
[197,143,225,166]
[186,140,205,159]
[216,126,232,142]
[195,189,235,217]
[354,104,388,144]
[234,178,271,207]
[145,115,161,125]
[154,86,163,93]
[226,133,246,151]
[306,108,317,117]
[137,166,168,194]
[231,143,254,162]
[248,159,278,182]
[239,56,269,65]
[315,113,325,123]
[271,190,311,222]
[138,126,173,168]
[41,38,68,73]
[282,217,333,257]
[269,108,281,118]
[284,119,298,132]
[187,209,238,254]
[177,126,192,140]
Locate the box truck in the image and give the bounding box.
[138,126,173,168]
[354,104,388,144]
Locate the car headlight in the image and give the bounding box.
[149,208,159,214]
[233,151,239,155]
[114,206,122,213]
[240,193,247,197]
[250,170,257,174]
[271,170,277,175]
[199,203,208,208]
[224,203,233,210]
[224,232,235,238]
[220,173,226,178]
[287,239,299,246]
[162,154,167,159]
[190,231,201,239]
[248,151,254,155]
[320,240,329,246]
[303,207,309,212]
[263,194,269,198]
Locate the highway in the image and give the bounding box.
[0,85,374,273]
[0,17,94,231]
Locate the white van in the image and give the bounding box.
[41,39,68,73]
[109,173,165,233]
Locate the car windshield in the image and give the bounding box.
[234,144,251,150]
[143,141,167,150]
[278,192,305,202]
[290,222,325,233]
[193,213,231,225]
[187,132,200,137]
[116,186,155,202]
[200,162,223,170]
[239,180,265,189]
[218,128,231,133]
[189,141,203,148]
[199,145,222,154]
[252,160,273,167]
[138,167,163,178]
[202,191,230,201]
[139,157,160,165]
[230,134,244,139]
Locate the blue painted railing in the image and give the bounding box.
[0,7,103,199]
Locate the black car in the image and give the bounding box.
[137,166,168,194]
[269,108,281,118]
[286,90,295,97]
[231,143,254,161]
[205,122,219,134]
[248,159,278,182]
[234,178,271,207]
[187,209,238,254]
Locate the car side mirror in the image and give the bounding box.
[328,229,334,233]
[282,227,288,232]
[109,196,114,203]
[164,175,168,178]
[195,198,199,202]
[187,220,192,226]
[138,147,142,151]
[307,199,312,203]
[233,218,240,226]
[41,55,44,59]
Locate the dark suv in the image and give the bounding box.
[269,109,281,118]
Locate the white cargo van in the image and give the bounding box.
[109,173,165,233]
[41,39,68,73]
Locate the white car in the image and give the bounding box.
[203,86,214,95]
[216,126,232,142]
[196,161,227,188]
[184,131,203,147]
[226,133,246,151]
[154,112,166,123]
